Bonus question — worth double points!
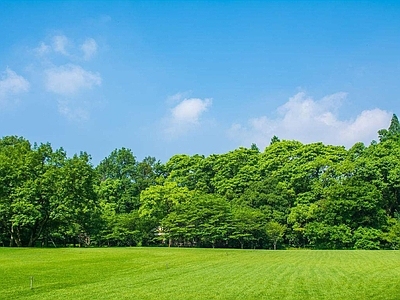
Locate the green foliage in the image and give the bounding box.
[0,137,98,247]
[230,205,265,248]
[270,135,280,145]
[353,227,383,250]
[304,222,353,249]
[378,114,400,142]
[265,221,286,250]
[3,112,400,249]
[161,193,231,248]
[384,218,400,249]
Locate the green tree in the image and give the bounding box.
[139,182,193,244]
[211,147,260,199]
[0,137,98,247]
[353,227,383,250]
[384,218,400,249]
[160,193,232,248]
[304,222,353,249]
[230,205,265,248]
[52,152,99,247]
[265,221,286,250]
[378,114,400,142]
[165,154,207,191]
[270,135,280,145]
[96,148,139,213]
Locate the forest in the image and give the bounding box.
[1,115,400,250]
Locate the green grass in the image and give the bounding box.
[1,248,400,299]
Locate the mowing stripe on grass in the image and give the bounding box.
[1,248,400,299]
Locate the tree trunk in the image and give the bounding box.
[273,241,277,250]
[29,216,48,248]
[9,225,14,247]
[13,226,23,247]
[28,230,36,247]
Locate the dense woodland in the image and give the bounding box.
[2,115,400,249]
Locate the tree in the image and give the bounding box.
[51,152,99,247]
[270,135,280,145]
[0,136,98,247]
[250,143,260,152]
[230,205,265,249]
[304,222,353,249]
[378,114,400,142]
[161,193,232,248]
[0,138,65,246]
[353,227,383,250]
[135,156,165,191]
[165,154,206,191]
[188,193,232,248]
[96,148,139,213]
[211,147,260,199]
[237,177,295,223]
[139,182,193,244]
[265,221,286,250]
[385,218,400,249]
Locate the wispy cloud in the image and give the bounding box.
[52,35,69,55]
[163,97,212,138]
[81,38,97,60]
[34,35,98,61]
[43,63,102,121]
[44,64,101,96]
[0,68,30,107]
[32,34,102,121]
[34,42,51,56]
[57,99,90,121]
[229,92,391,149]
[167,91,192,105]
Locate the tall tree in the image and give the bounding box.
[0,137,97,247]
[96,148,138,213]
[378,114,400,142]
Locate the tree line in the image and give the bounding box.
[2,115,400,249]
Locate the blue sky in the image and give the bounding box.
[1,1,399,164]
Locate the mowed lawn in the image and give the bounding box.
[1,248,400,299]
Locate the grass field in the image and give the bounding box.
[1,248,400,299]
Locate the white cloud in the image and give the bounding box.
[52,35,69,55]
[172,98,212,124]
[81,38,97,60]
[0,68,30,106]
[31,34,102,120]
[164,97,212,137]
[45,64,101,96]
[35,35,98,61]
[339,109,391,144]
[229,92,391,149]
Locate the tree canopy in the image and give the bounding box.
[1,116,400,249]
